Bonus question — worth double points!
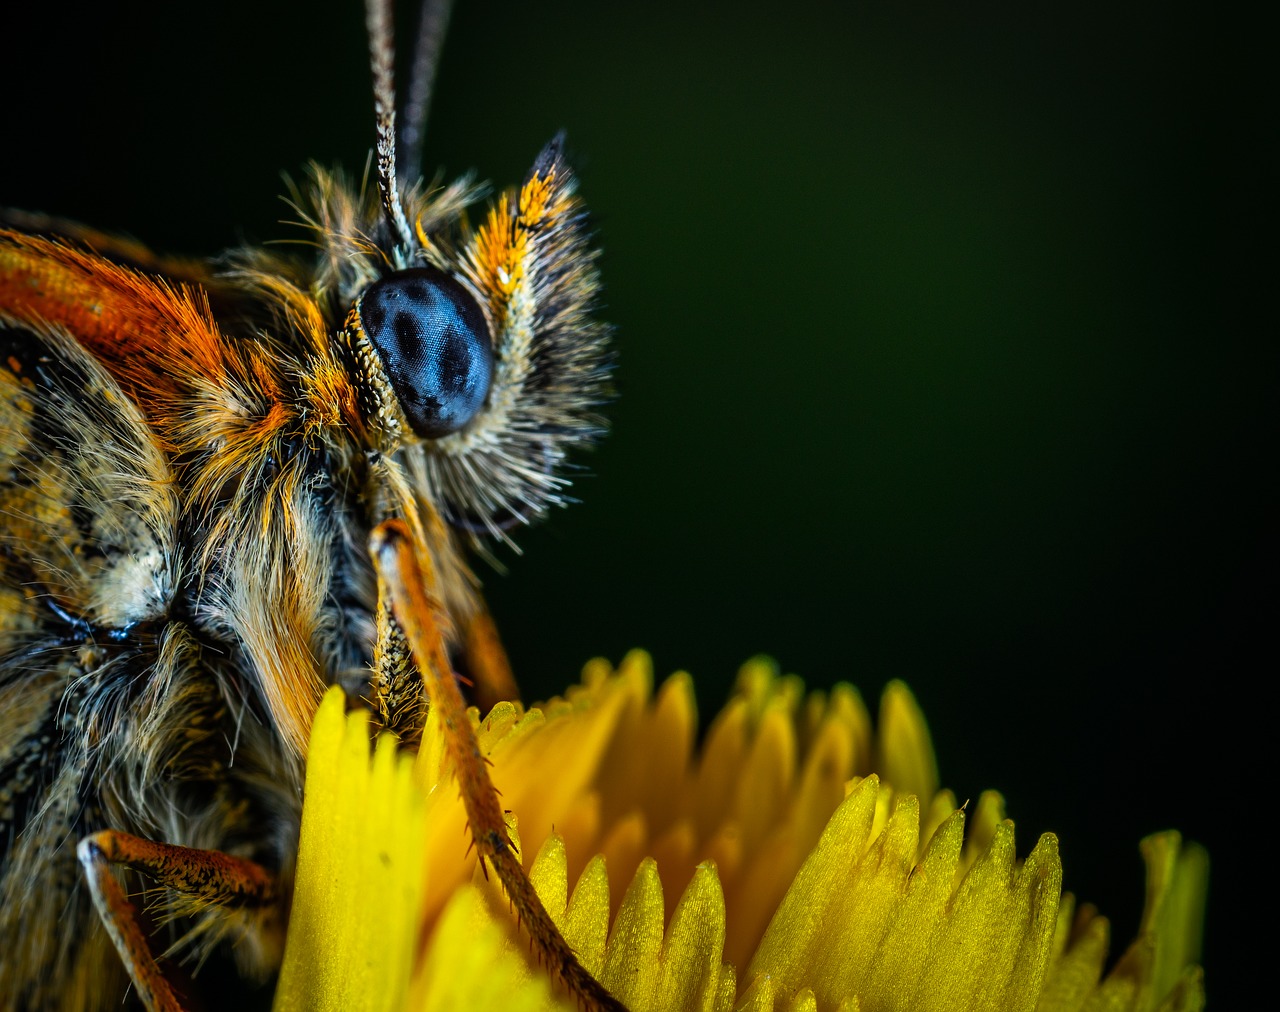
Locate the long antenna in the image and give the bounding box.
[365,0,415,249]
[399,0,454,184]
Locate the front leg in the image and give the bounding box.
[370,520,625,1012]
[461,603,521,713]
[78,830,276,1012]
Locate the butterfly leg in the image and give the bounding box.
[369,519,625,1012]
[78,830,276,1012]
[461,604,521,712]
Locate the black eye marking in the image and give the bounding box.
[356,267,493,439]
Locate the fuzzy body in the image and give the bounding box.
[0,145,608,1010]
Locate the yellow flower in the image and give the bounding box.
[274,652,1207,1012]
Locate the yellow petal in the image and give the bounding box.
[1140,833,1208,1003]
[414,884,554,1012]
[275,687,425,1012]
[658,862,727,1011]
[600,858,665,1006]
[874,680,939,803]
[564,852,612,979]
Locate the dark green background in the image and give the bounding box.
[4,0,1262,1003]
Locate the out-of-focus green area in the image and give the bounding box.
[3,0,1262,1002]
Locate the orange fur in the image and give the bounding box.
[0,231,228,439]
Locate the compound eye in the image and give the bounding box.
[356,267,493,439]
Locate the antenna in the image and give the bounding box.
[399,0,454,184]
[365,0,415,249]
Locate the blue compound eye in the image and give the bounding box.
[356,267,493,439]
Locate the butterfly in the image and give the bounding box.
[0,0,621,1007]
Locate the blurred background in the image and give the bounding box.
[3,0,1262,1003]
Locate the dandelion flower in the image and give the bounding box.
[274,651,1207,1012]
